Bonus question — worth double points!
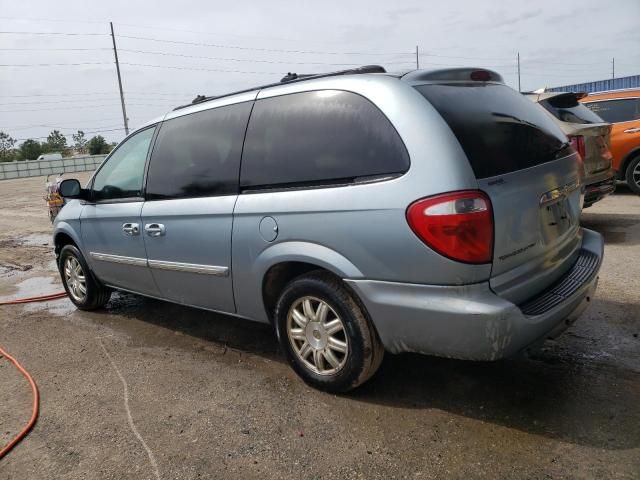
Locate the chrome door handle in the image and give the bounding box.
[623,127,640,133]
[122,223,140,236]
[144,223,166,237]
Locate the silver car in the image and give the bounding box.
[55,66,604,392]
[524,91,616,207]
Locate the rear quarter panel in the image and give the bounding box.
[231,76,491,324]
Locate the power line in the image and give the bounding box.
[0,62,113,67]
[120,62,285,75]
[0,16,106,25]
[4,122,124,131]
[14,127,126,141]
[0,47,111,51]
[0,31,107,36]
[119,48,414,66]
[0,91,190,98]
[419,60,517,69]
[0,103,174,113]
[0,96,190,106]
[419,52,514,61]
[116,34,414,56]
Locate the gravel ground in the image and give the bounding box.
[0,174,638,479]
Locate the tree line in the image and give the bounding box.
[0,130,117,162]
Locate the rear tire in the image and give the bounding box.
[274,271,384,393]
[625,155,640,194]
[58,245,111,310]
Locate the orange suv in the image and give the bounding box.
[581,89,640,193]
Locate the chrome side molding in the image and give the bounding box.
[147,259,229,276]
[90,252,147,267]
[89,252,228,276]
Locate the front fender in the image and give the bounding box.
[52,200,84,256]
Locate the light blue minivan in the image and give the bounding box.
[55,66,603,392]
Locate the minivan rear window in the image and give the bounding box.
[539,93,605,124]
[416,83,569,179]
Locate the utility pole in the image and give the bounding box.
[416,45,419,69]
[612,57,615,79]
[517,52,521,92]
[110,22,129,136]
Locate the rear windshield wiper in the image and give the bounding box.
[553,141,572,159]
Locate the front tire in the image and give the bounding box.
[625,155,640,194]
[274,271,384,393]
[59,244,111,310]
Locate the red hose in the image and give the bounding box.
[0,292,67,306]
[0,346,39,460]
[0,292,65,458]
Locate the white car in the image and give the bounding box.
[37,153,63,161]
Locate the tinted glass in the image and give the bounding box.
[240,90,409,188]
[540,94,605,124]
[92,127,155,201]
[146,102,252,200]
[416,83,568,179]
[584,98,640,123]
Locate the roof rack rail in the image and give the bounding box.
[174,65,386,111]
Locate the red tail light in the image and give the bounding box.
[406,191,493,264]
[568,135,586,160]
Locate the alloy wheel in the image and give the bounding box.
[286,296,348,375]
[64,256,87,303]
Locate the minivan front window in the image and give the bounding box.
[92,127,155,201]
[416,83,568,179]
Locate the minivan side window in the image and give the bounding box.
[92,126,155,201]
[584,98,640,124]
[146,102,252,200]
[240,90,409,189]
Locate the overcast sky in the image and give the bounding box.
[1,0,638,146]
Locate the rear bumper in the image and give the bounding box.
[346,228,604,361]
[583,174,616,207]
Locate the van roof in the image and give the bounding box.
[173,65,389,111]
[172,66,505,112]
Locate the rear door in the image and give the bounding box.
[140,100,253,313]
[416,83,582,303]
[80,126,159,296]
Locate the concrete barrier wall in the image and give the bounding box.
[0,155,107,181]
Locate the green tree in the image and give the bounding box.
[19,139,42,161]
[44,130,67,153]
[87,135,110,155]
[72,130,88,154]
[0,131,17,162]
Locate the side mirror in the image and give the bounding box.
[59,179,87,200]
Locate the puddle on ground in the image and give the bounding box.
[0,275,75,316]
[21,233,53,247]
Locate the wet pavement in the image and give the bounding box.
[0,175,638,479]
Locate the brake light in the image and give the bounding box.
[470,70,492,81]
[406,191,493,264]
[568,135,586,160]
